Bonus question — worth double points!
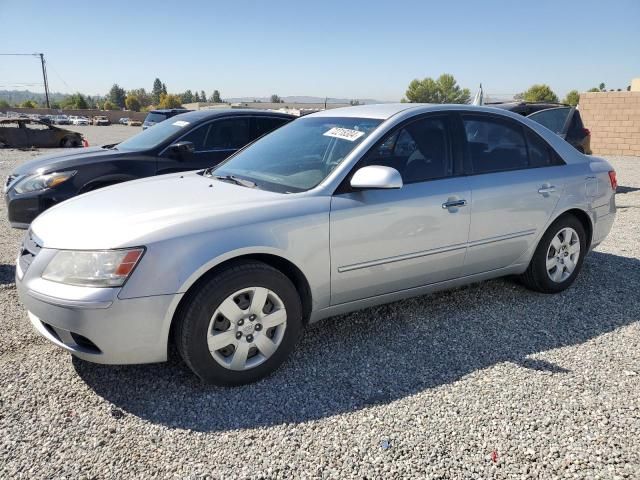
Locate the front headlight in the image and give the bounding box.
[42,248,145,287]
[13,171,76,194]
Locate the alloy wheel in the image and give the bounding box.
[546,227,581,283]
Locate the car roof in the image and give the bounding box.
[169,109,296,122]
[149,108,190,114]
[307,103,536,120]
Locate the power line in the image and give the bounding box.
[0,52,50,107]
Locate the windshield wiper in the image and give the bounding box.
[214,175,257,188]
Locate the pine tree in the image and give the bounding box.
[152,78,163,105]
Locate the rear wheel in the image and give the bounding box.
[175,261,303,385]
[61,136,80,148]
[520,215,587,293]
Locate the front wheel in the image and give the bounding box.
[520,215,587,293]
[175,261,303,385]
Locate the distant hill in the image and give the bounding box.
[0,89,70,104]
[223,96,388,104]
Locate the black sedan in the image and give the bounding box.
[4,109,294,228]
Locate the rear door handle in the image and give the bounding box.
[442,199,468,209]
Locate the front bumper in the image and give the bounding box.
[16,243,182,364]
[5,187,73,229]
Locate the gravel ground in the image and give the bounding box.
[0,134,639,479]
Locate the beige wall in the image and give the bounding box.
[579,91,640,156]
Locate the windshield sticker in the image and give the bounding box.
[323,127,365,142]
[172,120,190,127]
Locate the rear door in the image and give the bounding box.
[460,113,566,276]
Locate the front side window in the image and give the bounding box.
[462,115,528,174]
[211,117,382,193]
[181,124,209,151]
[204,118,250,150]
[361,117,451,183]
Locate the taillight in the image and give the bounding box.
[82,138,89,147]
[608,171,617,190]
[582,128,591,137]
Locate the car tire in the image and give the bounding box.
[520,214,587,294]
[61,136,79,148]
[175,260,303,385]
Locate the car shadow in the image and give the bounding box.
[617,185,640,195]
[74,251,640,432]
[0,264,15,285]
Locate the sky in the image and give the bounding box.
[1,0,639,101]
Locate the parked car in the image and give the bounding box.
[127,119,142,127]
[72,116,90,126]
[488,102,591,154]
[37,115,53,125]
[0,117,85,149]
[53,115,70,125]
[14,104,616,385]
[4,109,294,227]
[142,108,190,129]
[93,115,110,126]
[118,117,130,125]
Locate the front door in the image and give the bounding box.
[156,117,251,174]
[329,115,471,305]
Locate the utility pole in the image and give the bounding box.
[0,52,51,108]
[39,53,50,109]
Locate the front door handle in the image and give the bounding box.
[538,185,556,196]
[442,199,468,209]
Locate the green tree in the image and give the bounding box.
[158,93,182,108]
[152,78,163,105]
[125,95,141,112]
[194,92,201,102]
[520,84,559,103]
[587,87,600,92]
[599,82,606,92]
[128,88,152,108]
[161,83,168,95]
[61,93,89,109]
[270,94,283,103]
[211,90,222,103]
[349,99,362,106]
[200,90,207,103]
[0,99,10,109]
[182,89,194,103]
[20,100,38,108]
[108,84,126,108]
[102,100,117,110]
[404,73,470,104]
[563,90,580,106]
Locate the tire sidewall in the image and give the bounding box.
[181,264,302,385]
[534,215,587,293]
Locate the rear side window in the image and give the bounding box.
[253,117,290,140]
[462,115,528,173]
[527,107,571,134]
[204,118,250,150]
[526,130,552,167]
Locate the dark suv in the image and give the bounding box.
[142,108,191,130]
[5,109,294,227]
[488,102,591,154]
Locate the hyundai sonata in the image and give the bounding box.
[16,104,616,385]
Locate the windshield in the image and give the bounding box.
[144,112,167,124]
[116,116,192,151]
[211,116,382,193]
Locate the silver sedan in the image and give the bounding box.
[16,104,617,385]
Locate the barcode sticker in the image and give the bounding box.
[323,127,365,142]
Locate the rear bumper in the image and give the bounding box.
[16,258,182,364]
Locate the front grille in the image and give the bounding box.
[18,229,42,274]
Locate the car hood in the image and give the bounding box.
[11,147,120,176]
[31,171,315,250]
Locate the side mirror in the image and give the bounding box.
[167,141,195,158]
[350,165,403,190]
